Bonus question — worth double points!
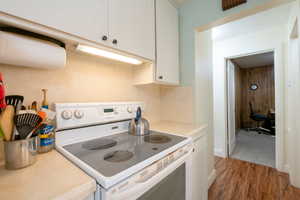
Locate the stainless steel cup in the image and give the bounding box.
[4,137,38,170]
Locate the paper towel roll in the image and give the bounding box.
[0,31,66,69]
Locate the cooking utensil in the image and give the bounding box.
[15,101,22,114]
[25,130,35,139]
[11,102,22,141]
[18,110,37,115]
[41,89,49,109]
[37,111,46,122]
[0,105,15,141]
[26,121,46,139]
[129,107,150,136]
[0,127,5,139]
[14,113,42,140]
[0,73,6,111]
[5,95,24,109]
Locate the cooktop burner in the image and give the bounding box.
[104,150,134,162]
[82,138,117,150]
[144,135,171,144]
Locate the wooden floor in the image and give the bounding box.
[208,157,300,200]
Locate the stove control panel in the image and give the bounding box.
[55,102,144,130]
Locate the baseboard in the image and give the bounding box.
[283,164,290,174]
[208,169,217,188]
[214,148,226,157]
[229,140,236,156]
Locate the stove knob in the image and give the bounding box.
[61,110,72,120]
[127,107,133,113]
[74,110,84,119]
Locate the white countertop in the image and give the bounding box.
[151,121,208,140]
[0,150,96,200]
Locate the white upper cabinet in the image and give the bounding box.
[0,0,109,44]
[155,0,179,85]
[0,0,156,60]
[1,0,179,81]
[109,0,155,60]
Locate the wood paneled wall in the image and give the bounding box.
[234,65,275,128]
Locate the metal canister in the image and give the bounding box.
[4,136,38,170]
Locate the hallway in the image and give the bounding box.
[208,157,300,200]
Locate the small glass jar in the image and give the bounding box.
[37,124,55,153]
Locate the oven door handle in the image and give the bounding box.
[106,149,192,200]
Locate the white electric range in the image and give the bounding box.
[55,102,193,200]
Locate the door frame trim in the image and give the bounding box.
[223,47,284,171]
[225,59,237,157]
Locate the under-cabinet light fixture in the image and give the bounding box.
[76,44,143,65]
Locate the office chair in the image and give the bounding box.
[248,102,274,135]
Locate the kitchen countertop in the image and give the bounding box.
[0,121,206,200]
[151,121,208,140]
[0,150,96,200]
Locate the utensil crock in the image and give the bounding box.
[4,136,38,170]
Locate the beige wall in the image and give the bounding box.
[0,51,195,163]
[0,51,164,162]
[0,51,163,121]
[160,86,194,124]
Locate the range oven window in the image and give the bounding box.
[137,164,186,200]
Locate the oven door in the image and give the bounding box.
[102,148,192,200]
[137,162,187,200]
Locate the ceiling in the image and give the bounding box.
[232,52,274,68]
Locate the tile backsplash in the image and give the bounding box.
[0,51,194,163]
[160,86,195,124]
[0,51,162,119]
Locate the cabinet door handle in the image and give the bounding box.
[112,39,118,45]
[102,35,108,41]
[158,76,163,80]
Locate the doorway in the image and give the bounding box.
[226,52,276,168]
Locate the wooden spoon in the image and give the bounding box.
[0,105,15,141]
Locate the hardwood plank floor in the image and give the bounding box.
[208,157,300,200]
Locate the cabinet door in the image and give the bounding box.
[155,0,179,85]
[192,135,208,200]
[1,0,108,43]
[109,0,155,60]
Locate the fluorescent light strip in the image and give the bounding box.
[76,44,143,65]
